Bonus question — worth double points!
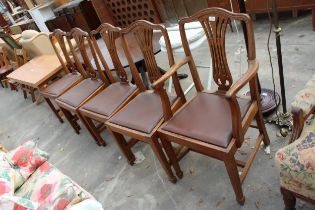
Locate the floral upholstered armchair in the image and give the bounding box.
[0,141,103,210]
[275,76,315,210]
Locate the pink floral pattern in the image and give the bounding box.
[7,141,49,182]
[292,86,315,116]
[275,131,315,199]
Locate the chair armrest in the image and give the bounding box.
[151,56,190,89]
[290,107,305,143]
[225,59,259,99]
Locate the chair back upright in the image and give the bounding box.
[66,28,110,86]
[120,20,185,99]
[179,7,256,93]
[14,48,28,67]
[49,29,77,75]
[0,47,11,68]
[90,23,126,84]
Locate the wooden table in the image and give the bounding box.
[7,55,63,103]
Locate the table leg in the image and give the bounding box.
[36,93,44,105]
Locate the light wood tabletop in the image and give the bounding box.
[7,55,63,88]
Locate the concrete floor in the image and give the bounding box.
[1,12,315,210]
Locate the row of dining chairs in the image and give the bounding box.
[39,7,270,205]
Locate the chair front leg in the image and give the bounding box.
[44,98,64,123]
[159,137,183,179]
[108,130,135,165]
[150,135,177,183]
[60,107,80,134]
[224,154,245,205]
[280,187,296,210]
[79,114,106,146]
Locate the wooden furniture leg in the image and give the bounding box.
[160,137,183,178]
[281,187,297,210]
[35,93,44,105]
[22,85,27,99]
[30,87,36,103]
[150,135,177,183]
[78,114,106,146]
[224,155,245,205]
[44,98,64,123]
[60,107,80,134]
[108,130,136,165]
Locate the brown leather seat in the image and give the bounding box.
[41,73,83,97]
[80,82,137,117]
[108,92,177,134]
[56,78,103,108]
[162,92,251,148]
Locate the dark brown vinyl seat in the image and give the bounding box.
[41,73,83,98]
[162,93,250,148]
[80,82,137,118]
[109,92,177,134]
[56,78,103,108]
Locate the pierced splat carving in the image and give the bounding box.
[67,28,98,80]
[93,24,128,83]
[200,15,233,91]
[133,27,162,84]
[50,29,77,74]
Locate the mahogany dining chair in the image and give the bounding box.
[55,28,109,134]
[40,29,83,123]
[106,20,188,183]
[78,23,139,146]
[155,8,270,205]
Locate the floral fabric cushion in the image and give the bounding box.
[0,151,25,195]
[0,152,15,196]
[15,162,76,209]
[7,141,49,182]
[0,194,39,209]
[275,131,315,199]
[291,79,315,116]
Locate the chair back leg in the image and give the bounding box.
[280,187,297,210]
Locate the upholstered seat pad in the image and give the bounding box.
[108,92,177,134]
[80,82,137,117]
[0,66,12,74]
[41,73,82,97]
[162,92,251,148]
[275,131,315,200]
[57,78,103,108]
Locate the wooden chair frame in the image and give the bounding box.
[78,23,140,146]
[105,20,187,183]
[40,29,84,123]
[55,28,108,134]
[154,8,270,205]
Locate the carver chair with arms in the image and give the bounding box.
[40,29,83,123]
[106,20,187,183]
[78,23,140,146]
[55,28,109,134]
[155,8,270,205]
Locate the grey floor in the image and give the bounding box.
[1,12,315,210]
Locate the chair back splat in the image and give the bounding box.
[120,20,185,101]
[91,23,126,84]
[49,29,75,74]
[179,8,256,92]
[67,28,110,86]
